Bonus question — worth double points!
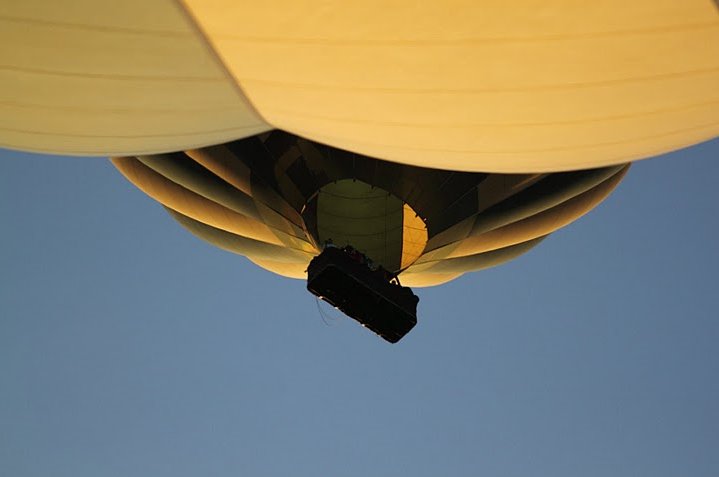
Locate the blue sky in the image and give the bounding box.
[1,139,718,477]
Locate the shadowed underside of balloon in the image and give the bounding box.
[112,130,629,342]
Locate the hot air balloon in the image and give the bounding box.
[111,131,629,341]
[1,0,716,340]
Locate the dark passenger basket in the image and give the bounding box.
[307,247,419,343]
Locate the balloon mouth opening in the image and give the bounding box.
[301,179,427,272]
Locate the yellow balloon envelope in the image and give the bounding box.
[1,0,717,171]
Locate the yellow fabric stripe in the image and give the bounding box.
[400,203,428,270]
[185,145,253,195]
[419,166,628,262]
[167,208,315,264]
[399,272,464,288]
[112,156,282,245]
[246,258,308,279]
[405,236,546,275]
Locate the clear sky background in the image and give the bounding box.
[1,139,717,477]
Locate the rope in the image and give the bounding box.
[315,296,340,326]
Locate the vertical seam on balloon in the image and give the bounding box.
[172,0,272,127]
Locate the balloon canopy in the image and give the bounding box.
[113,131,629,286]
[1,0,717,172]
